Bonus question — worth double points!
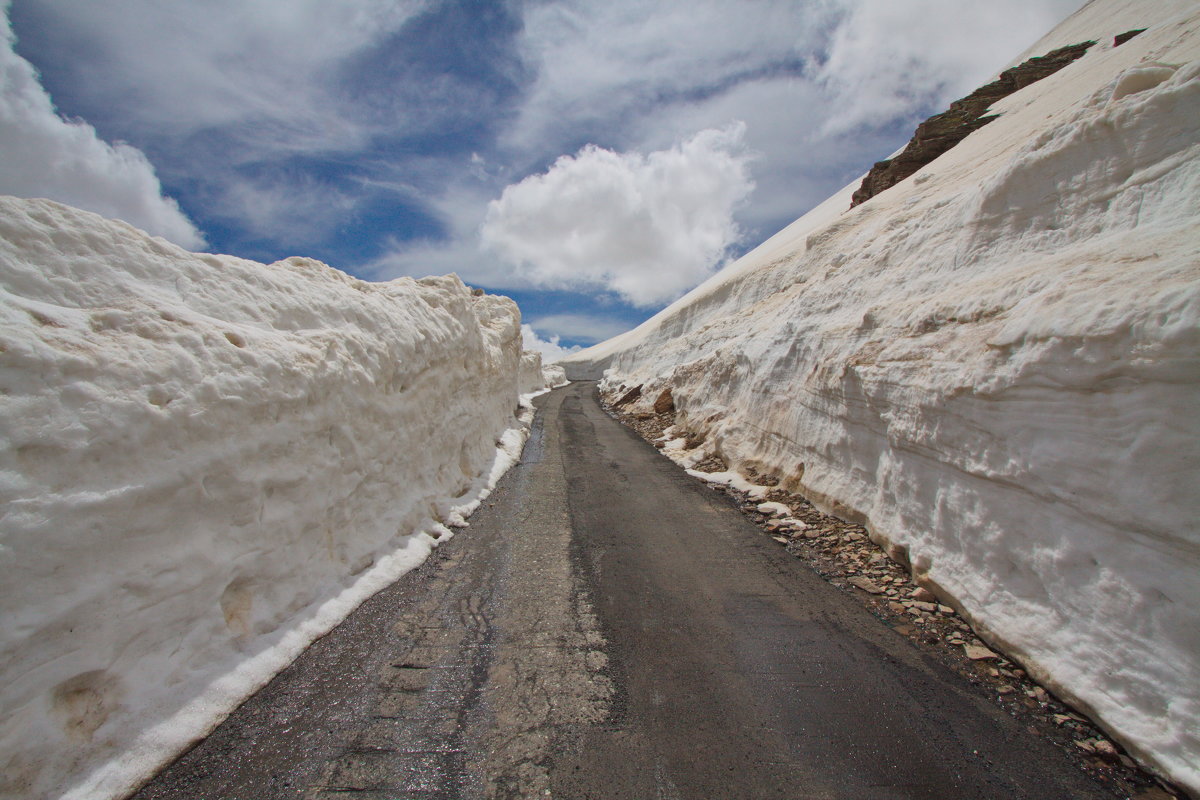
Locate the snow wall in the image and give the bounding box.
[519,350,569,394]
[0,196,534,800]
[561,1,1200,792]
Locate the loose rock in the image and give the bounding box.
[848,576,884,594]
[964,644,1000,661]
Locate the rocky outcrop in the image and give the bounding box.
[612,384,642,408]
[850,41,1095,208]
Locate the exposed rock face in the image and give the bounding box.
[1114,28,1146,46]
[850,41,1095,208]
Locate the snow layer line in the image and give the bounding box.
[0,196,532,800]
[562,2,1200,793]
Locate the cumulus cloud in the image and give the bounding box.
[0,6,203,248]
[521,324,580,363]
[481,124,754,307]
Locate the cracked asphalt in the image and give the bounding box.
[130,382,1122,799]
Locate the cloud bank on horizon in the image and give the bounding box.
[1,0,1083,345]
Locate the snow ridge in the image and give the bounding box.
[0,196,532,800]
[561,2,1200,792]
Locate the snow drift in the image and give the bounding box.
[561,0,1200,792]
[0,196,531,800]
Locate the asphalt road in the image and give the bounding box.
[130,382,1119,799]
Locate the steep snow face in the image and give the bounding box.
[0,197,528,800]
[561,3,1200,792]
[520,349,548,394]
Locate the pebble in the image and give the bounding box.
[1093,739,1119,761]
[912,587,937,603]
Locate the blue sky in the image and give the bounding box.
[1,0,1080,354]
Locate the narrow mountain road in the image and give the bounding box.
[132,382,1119,800]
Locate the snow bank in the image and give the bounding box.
[0,196,529,800]
[542,362,569,389]
[562,2,1200,792]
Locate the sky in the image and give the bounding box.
[0,0,1083,355]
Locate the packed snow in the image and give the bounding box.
[519,349,570,396]
[562,0,1200,792]
[0,196,542,800]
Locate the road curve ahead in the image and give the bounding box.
[132,382,1118,800]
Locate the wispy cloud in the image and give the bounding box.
[812,0,1082,135]
[503,0,838,159]
[17,1,427,152]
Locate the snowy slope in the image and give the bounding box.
[0,196,531,800]
[561,1,1200,792]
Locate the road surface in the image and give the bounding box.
[132,382,1118,799]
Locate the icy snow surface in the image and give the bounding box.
[562,1,1200,792]
[0,197,532,800]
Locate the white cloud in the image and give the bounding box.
[521,324,580,363]
[481,124,755,307]
[0,5,203,248]
[814,0,1083,134]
